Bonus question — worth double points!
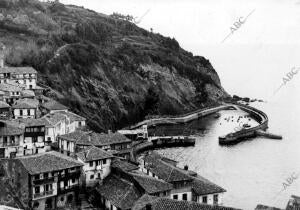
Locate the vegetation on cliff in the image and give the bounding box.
[0,0,229,131]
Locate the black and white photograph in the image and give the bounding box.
[0,0,299,209]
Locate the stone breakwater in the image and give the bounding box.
[129,105,233,129]
[219,103,282,145]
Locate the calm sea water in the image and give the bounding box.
[152,100,300,210]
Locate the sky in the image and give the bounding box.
[60,0,300,101]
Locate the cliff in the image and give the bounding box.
[0,0,229,131]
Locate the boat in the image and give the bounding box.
[214,113,221,118]
[243,124,251,128]
[219,133,238,144]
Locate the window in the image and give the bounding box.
[90,175,94,180]
[173,195,178,200]
[10,136,15,145]
[33,137,38,143]
[213,194,218,204]
[3,137,7,145]
[72,178,75,183]
[20,110,23,116]
[44,173,48,179]
[202,196,207,204]
[45,184,52,192]
[35,186,40,194]
[103,159,106,165]
[89,162,93,167]
[27,110,30,116]
[79,121,82,127]
[182,194,187,201]
[34,174,40,180]
[98,173,101,179]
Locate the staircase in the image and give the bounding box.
[78,192,99,210]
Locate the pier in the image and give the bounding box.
[131,136,195,161]
[219,103,282,144]
[128,105,233,129]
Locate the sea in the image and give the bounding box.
[150,95,300,209]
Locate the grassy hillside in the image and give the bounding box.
[0,0,229,132]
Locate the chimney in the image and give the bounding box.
[0,43,5,68]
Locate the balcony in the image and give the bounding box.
[58,170,81,180]
[57,184,79,194]
[33,190,54,199]
[32,176,56,185]
[1,142,19,147]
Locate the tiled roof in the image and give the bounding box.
[111,158,139,172]
[56,111,86,123]
[96,174,142,209]
[0,83,23,92]
[255,204,283,210]
[76,146,113,162]
[144,153,192,182]
[41,100,68,111]
[59,131,132,146]
[12,98,39,109]
[0,121,24,136]
[133,194,241,210]
[41,112,67,125]
[129,172,173,194]
[17,151,83,174]
[0,67,37,74]
[21,89,35,98]
[0,101,10,109]
[12,118,47,127]
[144,153,225,194]
[190,175,226,195]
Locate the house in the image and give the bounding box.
[56,111,86,133]
[21,89,36,99]
[118,125,148,141]
[41,112,68,143]
[40,100,68,115]
[0,121,24,158]
[139,152,226,205]
[132,194,241,210]
[94,174,143,210]
[12,98,39,119]
[58,130,132,159]
[40,111,86,143]
[0,100,11,119]
[76,146,114,187]
[0,151,83,210]
[93,163,173,210]
[0,67,37,90]
[111,158,140,172]
[13,118,48,156]
[0,46,37,90]
[0,82,25,105]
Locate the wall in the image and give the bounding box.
[170,190,192,201]
[196,193,224,205]
[13,108,35,119]
[80,158,111,187]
